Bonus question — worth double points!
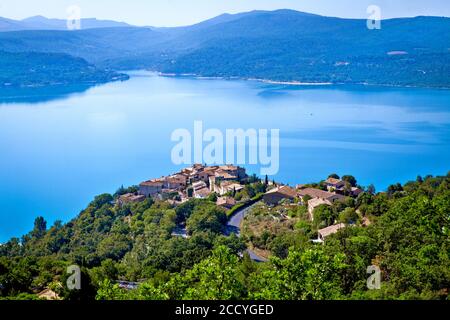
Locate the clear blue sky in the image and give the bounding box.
[0,0,449,26]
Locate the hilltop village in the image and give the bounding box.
[2,168,448,300]
[117,164,364,242]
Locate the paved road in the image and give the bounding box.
[226,202,268,262]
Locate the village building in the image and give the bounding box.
[324,177,346,192]
[218,165,247,180]
[214,169,237,181]
[165,174,188,189]
[192,180,207,191]
[324,177,363,197]
[191,180,210,198]
[208,176,216,191]
[138,165,247,200]
[316,223,346,243]
[117,193,146,206]
[139,180,164,197]
[214,180,244,196]
[216,196,237,209]
[194,187,211,199]
[179,164,246,184]
[350,187,364,197]
[195,170,212,183]
[263,185,297,205]
[296,187,346,220]
[37,288,60,300]
[307,197,332,220]
[297,187,346,203]
[184,164,213,183]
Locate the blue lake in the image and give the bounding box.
[1,71,449,242]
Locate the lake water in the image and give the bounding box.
[1,71,449,242]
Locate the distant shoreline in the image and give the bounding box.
[157,72,333,86]
[156,71,450,90]
[0,73,129,89]
[248,78,333,86]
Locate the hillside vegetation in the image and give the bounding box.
[0,51,128,87]
[0,173,449,300]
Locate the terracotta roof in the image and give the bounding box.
[37,288,60,300]
[167,175,187,183]
[221,182,244,191]
[216,196,236,207]
[204,166,219,172]
[298,188,344,201]
[308,197,331,208]
[192,181,207,190]
[140,180,164,187]
[318,223,346,238]
[220,180,238,187]
[195,187,211,197]
[215,170,237,179]
[219,165,239,171]
[325,178,344,185]
[266,185,297,198]
[119,193,146,202]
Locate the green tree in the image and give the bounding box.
[96,279,128,300]
[186,204,227,235]
[313,204,335,228]
[182,246,244,299]
[249,248,346,299]
[32,216,47,239]
[342,175,357,187]
[366,184,376,195]
[338,207,359,224]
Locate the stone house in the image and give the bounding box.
[139,180,164,197]
[117,193,146,206]
[316,223,346,243]
[263,185,297,205]
[216,196,237,209]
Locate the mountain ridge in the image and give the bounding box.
[1,9,449,88]
[0,15,132,31]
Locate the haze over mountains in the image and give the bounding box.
[1,9,450,87]
[0,15,131,31]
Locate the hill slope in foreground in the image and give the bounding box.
[0,172,449,300]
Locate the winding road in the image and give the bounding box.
[226,202,268,262]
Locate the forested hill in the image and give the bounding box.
[1,10,450,88]
[0,172,449,300]
[0,51,128,87]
